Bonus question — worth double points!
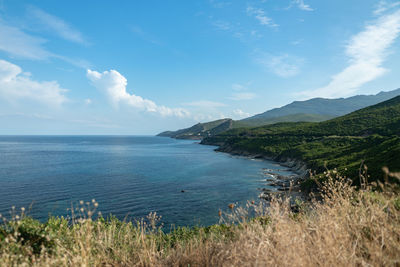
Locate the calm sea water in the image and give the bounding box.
[0,136,294,227]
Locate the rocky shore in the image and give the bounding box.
[200,140,311,203]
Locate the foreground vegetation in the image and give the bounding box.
[1,169,400,266]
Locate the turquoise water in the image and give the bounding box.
[0,136,293,227]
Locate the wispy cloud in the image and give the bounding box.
[232,109,250,119]
[255,53,304,78]
[0,19,90,68]
[210,19,250,41]
[228,83,256,100]
[0,59,68,106]
[286,0,314,11]
[209,0,231,9]
[293,0,313,11]
[291,39,303,45]
[232,83,247,91]
[0,21,52,60]
[87,69,190,117]
[374,0,400,16]
[212,20,232,31]
[299,9,400,98]
[247,6,278,28]
[131,25,163,45]
[27,6,88,45]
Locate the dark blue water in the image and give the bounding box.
[0,136,294,227]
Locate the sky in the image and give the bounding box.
[0,0,399,135]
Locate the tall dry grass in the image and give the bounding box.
[1,169,400,266]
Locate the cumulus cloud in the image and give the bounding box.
[299,9,400,98]
[87,69,189,117]
[27,6,88,45]
[247,6,278,28]
[0,59,67,106]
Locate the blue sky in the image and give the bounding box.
[0,0,399,134]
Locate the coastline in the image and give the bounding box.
[198,139,311,202]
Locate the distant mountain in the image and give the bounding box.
[243,88,400,123]
[157,118,233,139]
[158,88,400,139]
[235,113,335,128]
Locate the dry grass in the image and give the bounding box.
[1,170,400,266]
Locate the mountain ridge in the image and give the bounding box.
[244,88,400,121]
[157,88,400,139]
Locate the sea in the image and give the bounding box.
[0,136,294,227]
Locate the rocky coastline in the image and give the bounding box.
[200,140,311,203]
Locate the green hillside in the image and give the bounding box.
[157,118,233,139]
[202,96,400,186]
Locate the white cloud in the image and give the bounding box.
[87,69,189,117]
[0,22,52,60]
[299,9,400,98]
[293,0,313,11]
[291,39,303,45]
[131,25,162,45]
[232,109,250,119]
[246,6,278,28]
[211,19,247,40]
[192,112,226,122]
[55,55,91,69]
[0,59,68,106]
[182,100,226,108]
[27,6,88,45]
[212,20,232,31]
[374,0,400,16]
[229,92,256,100]
[232,83,247,91]
[229,83,256,100]
[0,19,89,68]
[209,0,231,9]
[256,53,303,77]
